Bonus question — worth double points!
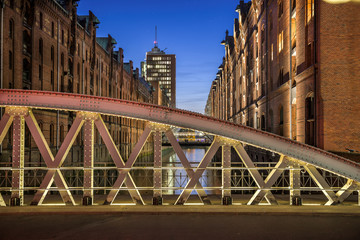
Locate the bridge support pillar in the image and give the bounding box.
[290,161,301,206]
[153,130,162,205]
[9,108,27,206]
[83,116,95,206]
[222,145,232,205]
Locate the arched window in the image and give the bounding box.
[51,46,55,91]
[305,93,315,145]
[50,124,55,146]
[23,30,31,55]
[261,114,266,131]
[61,53,64,68]
[22,58,31,83]
[9,51,13,70]
[51,22,55,38]
[24,3,32,25]
[9,19,14,39]
[39,12,43,30]
[68,58,73,76]
[60,125,64,143]
[51,46,54,62]
[61,30,64,44]
[77,63,80,93]
[39,38,43,61]
[39,39,43,88]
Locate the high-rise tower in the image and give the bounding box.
[143,27,176,108]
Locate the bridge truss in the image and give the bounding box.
[0,90,359,206]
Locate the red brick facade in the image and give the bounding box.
[205,0,360,159]
[0,0,155,163]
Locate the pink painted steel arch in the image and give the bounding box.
[0,89,359,182]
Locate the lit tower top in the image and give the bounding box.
[151,25,162,54]
[154,26,158,48]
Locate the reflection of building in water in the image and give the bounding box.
[161,147,218,196]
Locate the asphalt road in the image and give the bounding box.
[0,213,359,240]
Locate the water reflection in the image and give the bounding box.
[162,147,218,195]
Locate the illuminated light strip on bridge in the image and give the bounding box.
[0,89,359,206]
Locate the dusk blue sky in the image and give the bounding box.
[77,0,242,113]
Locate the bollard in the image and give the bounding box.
[82,196,93,206]
[292,196,302,206]
[10,197,21,206]
[153,196,163,205]
[222,196,232,205]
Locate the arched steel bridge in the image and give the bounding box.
[0,89,359,207]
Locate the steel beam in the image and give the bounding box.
[0,111,13,144]
[0,110,14,206]
[11,115,25,206]
[97,118,150,205]
[333,179,359,204]
[175,138,221,205]
[95,116,144,205]
[222,145,231,202]
[233,144,278,205]
[28,112,84,205]
[153,131,162,201]
[1,90,359,183]
[304,165,338,205]
[83,119,94,205]
[0,193,5,206]
[247,156,288,205]
[290,161,301,205]
[165,129,211,205]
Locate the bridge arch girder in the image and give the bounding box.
[0,89,358,182]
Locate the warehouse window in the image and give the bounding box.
[51,22,55,38]
[9,19,14,39]
[305,93,315,146]
[278,0,283,18]
[40,12,43,30]
[279,106,284,136]
[307,0,314,23]
[278,31,284,52]
[50,124,55,146]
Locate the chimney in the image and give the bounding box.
[119,48,124,63]
[135,68,140,80]
[130,61,133,73]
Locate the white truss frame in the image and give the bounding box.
[0,89,358,206]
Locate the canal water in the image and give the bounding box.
[161,146,220,195]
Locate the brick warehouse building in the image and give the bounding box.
[0,0,158,166]
[205,0,360,161]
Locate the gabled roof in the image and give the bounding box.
[124,63,131,74]
[77,15,90,30]
[236,1,252,23]
[96,37,109,52]
[139,77,153,92]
